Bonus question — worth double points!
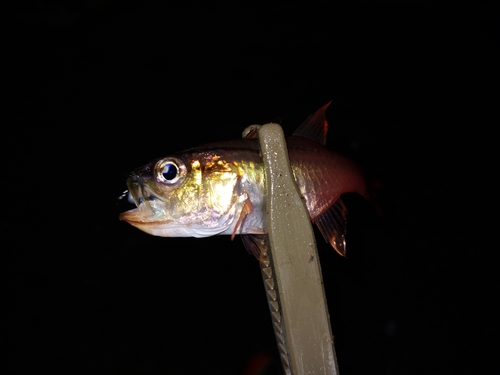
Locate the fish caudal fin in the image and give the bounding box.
[314,199,348,257]
[292,101,332,146]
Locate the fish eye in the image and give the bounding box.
[162,163,178,180]
[155,158,186,185]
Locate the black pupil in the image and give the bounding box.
[162,163,178,181]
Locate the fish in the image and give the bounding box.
[119,102,368,258]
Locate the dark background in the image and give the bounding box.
[2,1,498,374]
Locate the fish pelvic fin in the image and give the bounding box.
[292,101,332,146]
[231,198,254,241]
[314,198,348,257]
[240,234,267,260]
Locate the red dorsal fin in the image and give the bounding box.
[292,101,332,145]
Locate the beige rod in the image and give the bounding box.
[258,123,339,375]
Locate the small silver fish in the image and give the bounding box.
[120,102,368,258]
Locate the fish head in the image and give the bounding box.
[119,152,244,237]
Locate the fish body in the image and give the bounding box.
[120,103,367,257]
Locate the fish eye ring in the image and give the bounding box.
[155,158,187,185]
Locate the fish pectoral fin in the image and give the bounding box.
[241,234,267,260]
[231,198,254,241]
[314,199,348,257]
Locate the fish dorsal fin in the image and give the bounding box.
[292,101,332,145]
[314,198,348,257]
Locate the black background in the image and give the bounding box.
[2,1,498,374]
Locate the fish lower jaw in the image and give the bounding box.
[129,222,231,237]
[119,208,233,238]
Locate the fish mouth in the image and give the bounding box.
[118,172,164,224]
